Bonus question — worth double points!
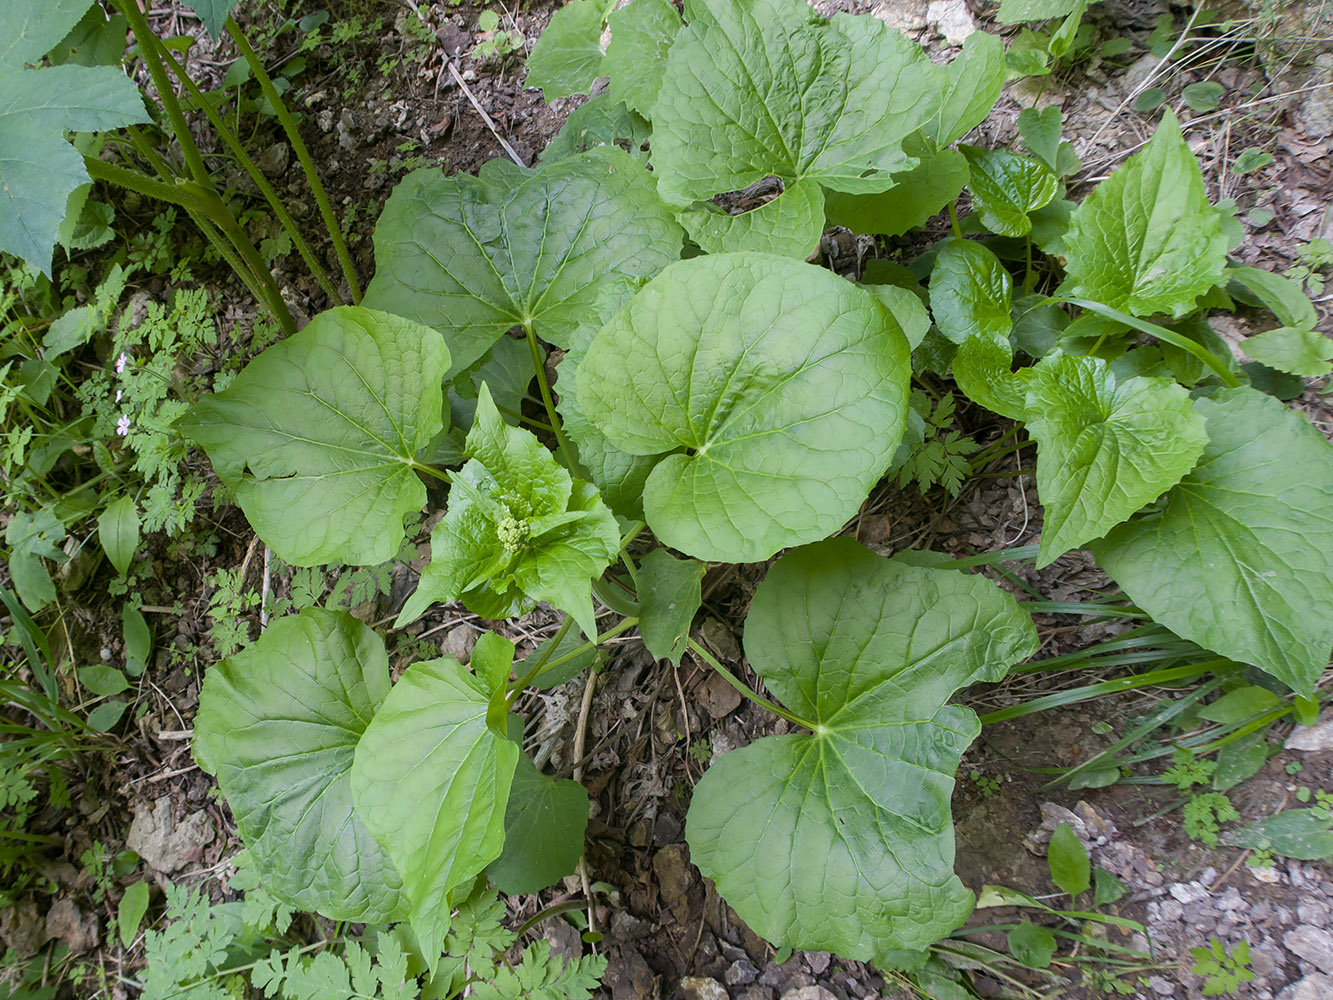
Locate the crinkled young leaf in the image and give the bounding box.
[823,143,969,238]
[0,65,149,276]
[350,650,519,971]
[1091,388,1333,699]
[579,253,911,563]
[1026,354,1207,567]
[364,146,683,378]
[649,0,943,206]
[922,30,1005,146]
[525,0,615,101]
[192,609,404,924]
[1241,327,1333,377]
[930,238,1013,345]
[953,334,1031,421]
[605,0,682,117]
[400,385,619,639]
[539,95,650,164]
[1061,110,1227,318]
[179,306,449,567]
[637,548,705,666]
[960,146,1058,237]
[686,539,1039,960]
[679,180,824,259]
[3,0,93,65]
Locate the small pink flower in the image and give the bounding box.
[116,415,131,437]
[114,389,123,404]
[115,353,128,374]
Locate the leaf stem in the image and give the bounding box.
[524,325,577,469]
[410,461,453,485]
[508,616,639,698]
[684,637,809,730]
[948,201,963,239]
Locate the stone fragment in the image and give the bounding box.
[871,0,928,32]
[726,958,759,986]
[680,977,729,1000]
[1294,53,1333,138]
[0,898,44,959]
[1169,881,1209,904]
[780,989,837,1000]
[604,946,655,1000]
[1278,973,1333,1000]
[126,796,215,874]
[803,951,831,975]
[439,623,480,664]
[1147,975,1175,995]
[653,843,695,914]
[44,898,98,954]
[256,142,290,178]
[926,0,975,45]
[1285,708,1333,751]
[1283,927,1333,974]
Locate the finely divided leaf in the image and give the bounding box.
[686,539,1038,960]
[605,0,683,117]
[579,253,911,563]
[350,652,520,969]
[1061,110,1227,318]
[0,65,149,275]
[960,146,1058,237]
[1026,354,1207,566]
[192,609,404,923]
[364,147,683,378]
[649,0,943,206]
[679,179,825,259]
[929,238,1013,345]
[179,306,449,567]
[1091,387,1333,699]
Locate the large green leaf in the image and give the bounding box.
[192,609,404,924]
[1091,388,1333,698]
[1241,328,1332,378]
[923,31,1005,146]
[1026,354,1207,567]
[1061,110,1227,318]
[952,334,1032,421]
[399,385,620,639]
[579,253,911,563]
[686,539,1038,960]
[525,0,615,101]
[350,642,520,969]
[960,146,1058,238]
[929,238,1013,345]
[605,0,682,117]
[649,0,943,207]
[179,306,449,567]
[679,179,825,259]
[364,147,683,378]
[823,143,969,238]
[538,95,650,165]
[3,0,93,65]
[0,65,149,275]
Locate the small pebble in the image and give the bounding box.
[100,647,112,661]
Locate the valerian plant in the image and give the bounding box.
[178,0,1333,987]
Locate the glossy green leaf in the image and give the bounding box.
[525,0,615,101]
[650,0,943,206]
[400,385,620,640]
[364,147,683,378]
[930,238,1013,345]
[0,65,149,275]
[1061,110,1227,318]
[924,31,1005,146]
[686,539,1039,960]
[823,144,969,239]
[679,179,825,259]
[3,0,93,65]
[1241,327,1332,378]
[539,95,650,164]
[1091,388,1333,699]
[637,549,704,666]
[579,253,911,563]
[1025,354,1207,567]
[1222,809,1333,860]
[192,609,404,923]
[1227,266,1317,331]
[605,0,682,117]
[487,719,589,894]
[1048,821,1090,896]
[960,147,1058,237]
[350,649,520,968]
[118,880,150,949]
[1017,107,1080,178]
[863,282,931,351]
[97,495,139,576]
[1008,922,1056,968]
[180,307,448,567]
[78,665,129,697]
[952,334,1031,421]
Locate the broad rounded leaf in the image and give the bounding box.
[686,539,1039,960]
[679,179,824,259]
[525,0,613,101]
[951,335,1032,421]
[3,0,94,66]
[1061,110,1227,318]
[1241,327,1332,378]
[637,548,705,666]
[1026,354,1207,567]
[192,609,404,923]
[179,306,449,567]
[350,653,519,968]
[177,0,240,37]
[579,253,911,562]
[1091,387,1333,698]
[649,0,943,206]
[959,146,1058,238]
[605,0,682,116]
[364,147,683,378]
[539,95,650,165]
[929,238,1013,345]
[923,31,1005,146]
[823,144,969,239]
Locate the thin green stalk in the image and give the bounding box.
[1022,234,1036,294]
[509,616,639,697]
[410,461,453,486]
[948,201,963,239]
[524,325,577,470]
[949,544,1041,569]
[685,637,808,729]
[509,616,575,697]
[226,17,362,302]
[156,46,342,304]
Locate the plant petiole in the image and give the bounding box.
[684,637,810,730]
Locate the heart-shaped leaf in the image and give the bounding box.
[604,0,682,117]
[923,31,1005,146]
[1091,387,1333,698]
[637,548,704,666]
[823,142,969,239]
[960,146,1058,237]
[525,0,615,101]
[179,306,449,567]
[1026,354,1207,566]
[192,609,404,923]
[579,253,911,563]
[929,238,1013,345]
[649,0,943,206]
[350,641,520,969]
[363,147,683,378]
[686,539,1038,960]
[679,179,825,259]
